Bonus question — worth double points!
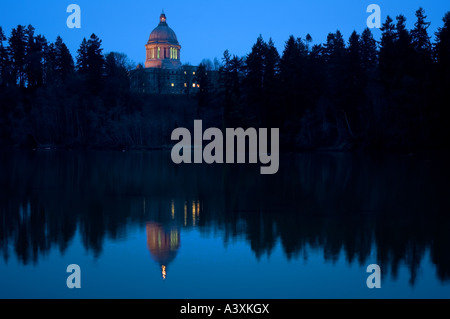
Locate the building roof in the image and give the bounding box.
[148,12,180,46]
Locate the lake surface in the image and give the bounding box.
[0,150,449,299]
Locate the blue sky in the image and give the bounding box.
[0,0,449,66]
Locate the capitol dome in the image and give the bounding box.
[145,12,182,69]
[148,14,179,45]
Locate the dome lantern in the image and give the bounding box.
[160,11,167,24]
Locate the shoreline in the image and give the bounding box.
[1,144,449,157]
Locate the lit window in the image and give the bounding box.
[157,47,160,59]
[171,83,175,87]
[197,84,200,88]
[192,83,196,88]
[193,72,196,75]
[184,83,187,87]
[184,71,187,75]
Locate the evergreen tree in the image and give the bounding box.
[434,12,450,75]
[261,38,280,126]
[221,50,244,125]
[347,31,363,87]
[324,30,346,64]
[33,34,48,88]
[280,35,301,80]
[409,8,432,130]
[411,7,432,55]
[54,36,74,82]
[323,30,347,95]
[395,15,413,54]
[263,38,279,91]
[433,12,450,142]
[220,50,232,108]
[76,34,104,93]
[348,31,361,68]
[45,42,57,85]
[245,35,266,106]
[0,26,10,86]
[379,16,397,85]
[24,25,47,88]
[76,37,88,74]
[8,25,27,87]
[279,35,307,93]
[24,24,35,87]
[309,44,323,61]
[356,28,378,144]
[360,28,378,71]
[343,31,365,138]
[279,35,304,120]
[324,30,347,102]
[394,15,415,81]
[380,15,397,44]
[86,33,105,93]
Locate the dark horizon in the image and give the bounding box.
[1,1,449,66]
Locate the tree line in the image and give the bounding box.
[218,8,450,151]
[0,25,149,148]
[0,7,449,151]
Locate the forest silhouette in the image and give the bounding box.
[0,8,449,151]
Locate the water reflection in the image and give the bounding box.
[0,150,450,287]
[145,199,201,279]
[146,222,180,280]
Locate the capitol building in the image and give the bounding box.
[131,12,218,95]
[144,11,181,69]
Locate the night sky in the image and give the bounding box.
[0,0,449,66]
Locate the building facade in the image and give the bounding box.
[130,12,219,95]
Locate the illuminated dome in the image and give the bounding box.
[148,14,179,45]
[146,222,180,268]
[145,12,182,69]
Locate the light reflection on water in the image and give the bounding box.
[0,150,450,298]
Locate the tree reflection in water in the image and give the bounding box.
[0,150,449,285]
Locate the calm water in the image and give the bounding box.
[0,150,449,299]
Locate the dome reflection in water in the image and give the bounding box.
[146,222,180,280]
